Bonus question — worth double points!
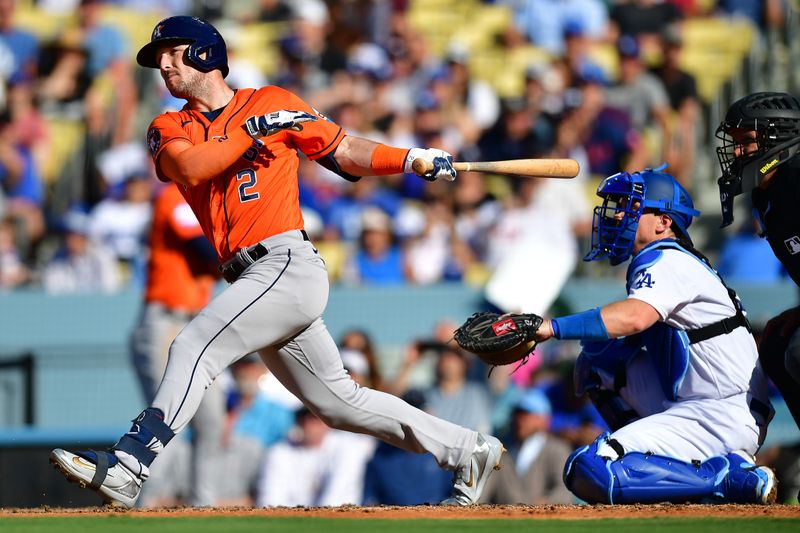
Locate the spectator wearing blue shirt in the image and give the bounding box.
[343,206,406,285]
[0,0,39,85]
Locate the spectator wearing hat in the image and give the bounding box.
[342,206,406,285]
[478,388,574,504]
[41,207,120,293]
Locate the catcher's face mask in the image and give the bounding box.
[715,92,800,227]
[584,171,644,266]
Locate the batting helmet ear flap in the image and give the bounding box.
[137,16,228,78]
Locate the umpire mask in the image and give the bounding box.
[585,165,700,266]
[716,92,800,227]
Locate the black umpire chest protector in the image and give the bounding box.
[751,157,800,287]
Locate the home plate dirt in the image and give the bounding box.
[1,504,799,519]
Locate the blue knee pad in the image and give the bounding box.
[563,434,731,504]
[113,407,175,467]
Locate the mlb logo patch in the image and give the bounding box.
[785,236,800,255]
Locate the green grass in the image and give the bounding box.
[0,517,798,533]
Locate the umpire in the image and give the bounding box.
[715,92,800,428]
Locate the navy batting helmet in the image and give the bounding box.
[136,16,228,78]
[585,165,700,265]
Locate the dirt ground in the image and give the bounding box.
[1,504,799,520]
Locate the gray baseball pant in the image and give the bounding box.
[151,230,477,470]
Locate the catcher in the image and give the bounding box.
[454,166,777,504]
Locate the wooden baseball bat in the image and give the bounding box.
[412,158,580,179]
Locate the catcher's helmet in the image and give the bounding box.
[585,165,700,265]
[136,16,228,78]
[715,92,800,226]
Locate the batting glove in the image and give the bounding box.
[404,148,456,182]
[245,110,317,139]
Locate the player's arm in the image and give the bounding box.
[156,129,254,187]
[536,298,660,342]
[329,135,456,181]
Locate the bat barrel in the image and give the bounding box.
[412,158,580,178]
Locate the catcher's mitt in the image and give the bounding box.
[453,312,544,367]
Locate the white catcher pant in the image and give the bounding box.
[152,230,476,470]
[606,351,765,462]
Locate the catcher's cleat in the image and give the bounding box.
[724,450,778,504]
[441,433,505,505]
[50,449,141,508]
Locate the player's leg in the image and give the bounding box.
[259,317,503,505]
[761,325,800,426]
[51,234,323,506]
[562,400,776,504]
[563,433,776,504]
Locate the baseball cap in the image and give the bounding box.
[617,35,640,59]
[360,207,392,232]
[414,90,440,111]
[514,388,552,415]
[563,19,586,38]
[347,43,392,80]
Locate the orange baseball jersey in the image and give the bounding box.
[145,183,217,312]
[146,86,345,261]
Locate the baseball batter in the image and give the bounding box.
[533,167,776,504]
[49,16,503,508]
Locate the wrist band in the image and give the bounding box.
[370,144,409,175]
[551,308,609,340]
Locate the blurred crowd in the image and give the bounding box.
[0,0,791,294]
[0,0,798,506]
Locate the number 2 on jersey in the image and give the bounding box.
[236,169,260,202]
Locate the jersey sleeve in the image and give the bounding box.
[626,250,700,320]
[146,113,192,182]
[277,88,345,160]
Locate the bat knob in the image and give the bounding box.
[411,157,434,176]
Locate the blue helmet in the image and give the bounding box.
[584,165,701,265]
[136,16,228,78]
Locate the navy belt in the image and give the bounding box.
[221,230,309,283]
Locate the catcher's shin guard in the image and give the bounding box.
[563,434,774,504]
